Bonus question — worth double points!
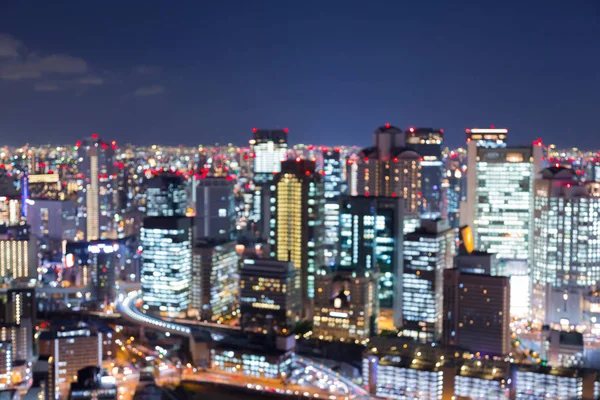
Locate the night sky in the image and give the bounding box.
[0,1,599,148]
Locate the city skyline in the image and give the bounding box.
[0,1,599,148]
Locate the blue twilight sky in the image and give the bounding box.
[0,0,599,149]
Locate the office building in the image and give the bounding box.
[270,159,324,316]
[0,342,11,388]
[249,128,288,235]
[443,269,511,355]
[322,148,344,262]
[194,177,235,241]
[88,242,119,306]
[338,196,403,325]
[0,287,36,326]
[0,320,33,364]
[0,233,37,281]
[453,225,498,275]
[24,173,63,202]
[463,136,542,261]
[25,199,77,242]
[140,217,192,317]
[312,266,375,342]
[239,258,300,334]
[76,134,118,240]
[190,240,238,322]
[406,127,444,219]
[532,166,600,324]
[38,325,102,397]
[402,219,456,342]
[145,173,187,217]
[353,124,421,233]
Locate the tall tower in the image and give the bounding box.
[249,128,288,237]
[194,176,235,242]
[405,127,444,219]
[354,124,421,233]
[270,159,324,317]
[322,148,344,263]
[532,167,600,324]
[145,173,187,217]
[76,134,117,241]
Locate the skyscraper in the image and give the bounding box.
[532,166,600,324]
[312,266,375,342]
[338,196,403,326]
[249,128,288,236]
[76,134,117,240]
[403,219,456,342]
[463,136,542,261]
[190,240,238,322]
[145,174,187,217]
[239,258,300,334]
[140,217,192,317]
[443,268,511,356]
[270,159,324,316]
[353,125,422,233]
[322,148,344,263]
[405,127,444,219]
[193,176,235,241]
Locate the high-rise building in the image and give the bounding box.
[0,231,37,281]
[140,217,192,317]
[405,127,444,219]
[532,166,600,324]
[353,125,421,233]
[38,324,102,397]
[190,240,238,322]
[463,137,542,261]
[68,366,118,400]
[24,173,63,201]
[0,176,20,227]
[270,159,324,316]
[76,135,117,240]
[402,219,456,342]
[322,148,344,263]
[249,128,288,235]
[145,174,187,217]
[312,266,375,342]
[25,199,77,242]
[338,196,403,325]
[0,320,33,364]
[239,258,300,334]
[88,242,119,307]
[193,177,235,241]
[0,287,36,326]
[443,269,511,355]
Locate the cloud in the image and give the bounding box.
[79,75,104,85]
[134,65,161,75]
[0,35,22,58]
[0,33,88,81]
[34,82,60,92]
[134,84,165,97]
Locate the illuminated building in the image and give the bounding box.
[193,177,235,241]
[210,335,294,379]
[402,219,456,342]
[249,128,288,235]
[140,217,191,317]
[353,124,421,233]
[0,342,11,388]
[543,329,583,368]
[25,199,77,242]
[338,196,403,325]
[239,258,300,334]
[25,173,63,201]
[0,287,36,326]
[38,325,102,397]
[444,167,463,229]
[190,240,238,322]
[312,266,375,342]
[406,127,444,219]
[270,159,324,316]
[0,321,33,364]
[532,166,600,324]
[0,196,20,227]
[88,242,119,306]
[466,141,542,261]
[443,269,510,355]
[322,148,343,262]
[0,233,37,280]
[145,174,187,217]
[515,365,583,399]
[76,134,118,240]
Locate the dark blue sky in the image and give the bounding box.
[0,1,598,148]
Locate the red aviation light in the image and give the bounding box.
[409,127,415,133]
[283,128,289,133]
[385,123,391,129]
[393,157,398,163]
[252,128,258,133]
[91,133,99,139]
[363,157,369,162]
